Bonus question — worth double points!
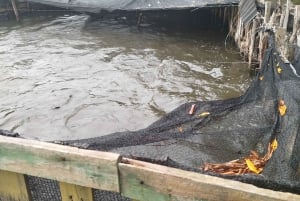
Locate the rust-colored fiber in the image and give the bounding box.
[201,139,278,175]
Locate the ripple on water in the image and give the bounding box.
[0,14,251,141]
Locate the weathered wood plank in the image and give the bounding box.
[119,159,300,201]
[0,135,120,192]
[0,170,30,201]
[59,182,93,201]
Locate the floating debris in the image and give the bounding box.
[189,104,196,115]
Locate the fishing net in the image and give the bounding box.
[61,32,300,194]
[1,31,300,200]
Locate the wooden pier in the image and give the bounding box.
[0,135,299,201]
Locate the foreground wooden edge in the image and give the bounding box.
[0,135,300,201]
[119,158,300,201]
[0,135,120,192]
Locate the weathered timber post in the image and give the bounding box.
[249,19,258,65]
[10,0,19,21]
[283,0,290,30]
[265,1,272,23]
[290,5,300,43]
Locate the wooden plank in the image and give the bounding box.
[0,170,30,201]
[59,182,93,201]
[119,159,300,201]
[0,135,120,192]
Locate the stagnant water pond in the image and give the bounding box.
[0,14,251,141]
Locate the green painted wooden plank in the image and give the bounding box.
[59,182,93,201]
[0,135,120,192]
[119,159,300,201]
[0,170,30,201]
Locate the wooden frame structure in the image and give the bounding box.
[0,135,299,201]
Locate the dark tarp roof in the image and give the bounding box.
[28,0,240,13]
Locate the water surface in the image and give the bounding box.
[0,14,250,140]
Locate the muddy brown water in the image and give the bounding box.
[0,14,251,141]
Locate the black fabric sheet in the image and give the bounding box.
[28,0,240,12]
[62,33,300,194]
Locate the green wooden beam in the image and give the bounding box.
[119,159,300,201]
[0,136,300,201]
[0,135,120,192]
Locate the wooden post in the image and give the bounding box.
[10,0,20,22]
[259,32,269,68]
[283,0,290,30]
[265,1,272,24]
[249,19,258,65]
[270,5,282,27]
[235,18,242,48]
[0,170,30,201]
[290,5,300,43]
[59,182,93,201]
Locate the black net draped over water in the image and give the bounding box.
[61,33,300,194]
[2,33,300,196]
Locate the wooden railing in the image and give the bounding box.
[0,135,299,201]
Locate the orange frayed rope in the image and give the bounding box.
[201,139,278,175]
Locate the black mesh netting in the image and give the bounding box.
[1,32,300,199]
[62,32,300,194]
[25,176,130,201]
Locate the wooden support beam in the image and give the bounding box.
[0,135,120,192]
[235,18,243,47]
[0,136,299,201]
[10,0,20,22]
[59,182,93,201]
[264,1,272,23]
[283,0,290,30]
[0,170,30,201]
[119,159,300,201]
[249,19,258,65]
[290,5,300,43]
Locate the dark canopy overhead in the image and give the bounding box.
[29,0,240,12]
